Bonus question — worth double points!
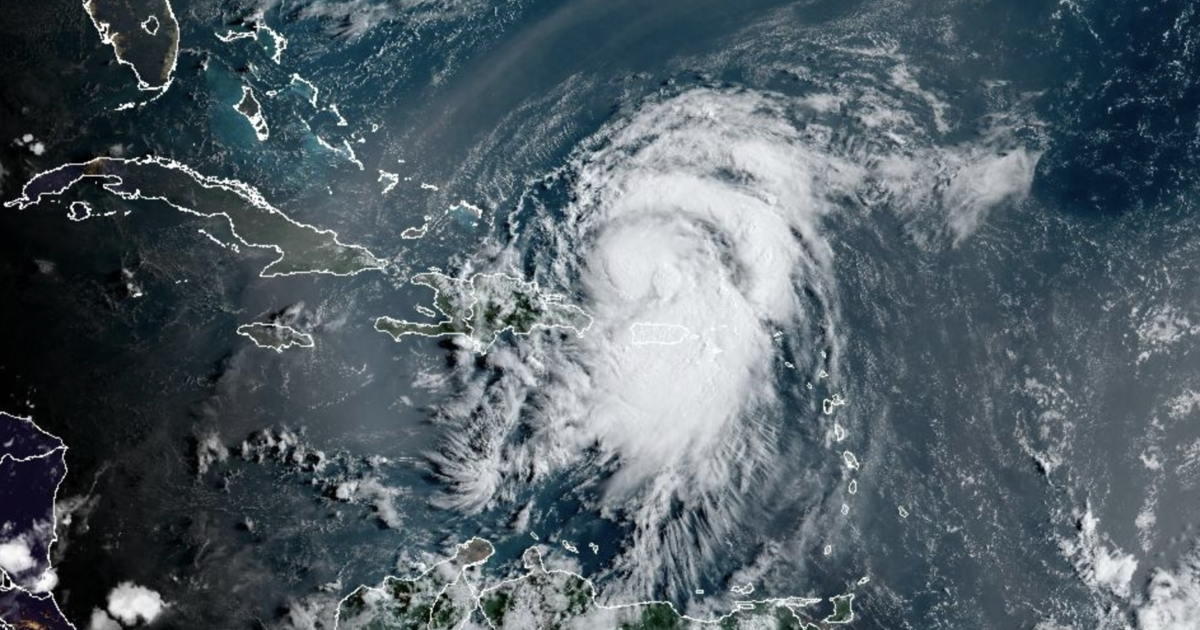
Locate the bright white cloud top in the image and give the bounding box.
[421,85,1044,600]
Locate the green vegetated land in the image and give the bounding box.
[374,272,593,351]
[337,539,856,630]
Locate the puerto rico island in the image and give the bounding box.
[374,272,593,353]
[337,538,855,630]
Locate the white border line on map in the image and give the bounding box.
[3,156,386,278]
[0,412,77,630]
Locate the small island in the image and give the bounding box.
[374,272,592,353]
[336,539,857,630]
[236,322,314,352]
[823,595,854,624]
[234,85,270,141]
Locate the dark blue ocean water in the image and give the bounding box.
[2,0,1200,628]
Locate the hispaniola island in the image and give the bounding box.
[2,0,1200,629]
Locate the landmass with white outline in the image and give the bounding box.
[0,413,73,630]
[82,0,179,98]
[375,272,593,353]
[336,539,856,630]
[233,86,270,142]
[237,322,315,352]
[4,156,384,277]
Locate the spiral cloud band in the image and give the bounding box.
[431,85,1041,598]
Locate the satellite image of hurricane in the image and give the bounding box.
[2,0,1200,628]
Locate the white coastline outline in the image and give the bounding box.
[3,156,386,278]
[332,538,855,630]
[81,0,179,102]
[0,411,78,630]
[197,228,241,253]
[289,74,320,108]
[233,85,270,142]
[66,201,92,222]
[400,216,431,240]
[214,18,287,65]
[449,199,484,220]
[256,22,287,65]
[400,198,489,242]
[311,134,365,171]
[628,322,694,346]
[373,271,593,355]
[236,322,315,353]
[378,171,399,195]
[139,15,159,36]
[329,104,348,127]
[215,29,257,43]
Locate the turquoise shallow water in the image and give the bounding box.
[2,0,1200,629]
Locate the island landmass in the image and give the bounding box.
[0,413,74,630]
[336,538,857,630]
[237,322,315,352]
[234,85,270,141]
[374,272,592,353]
[83,0,180,96]
[4,156,385,277]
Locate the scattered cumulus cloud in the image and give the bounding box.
[942,148,1041,244]
[194,431,229,474]
[332,476,405,529]
[285,0,478,40]
[31,567,58,593]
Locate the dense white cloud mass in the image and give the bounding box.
[106,582,166,626]
[556,91,857,495]
[88,608,123,630]
[1134,548,1200,630]
[428,86,1042,597]
[430,90,855,595]
[30,567,57,593]
[0,538,37,575]
[1070,509,1138,598]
